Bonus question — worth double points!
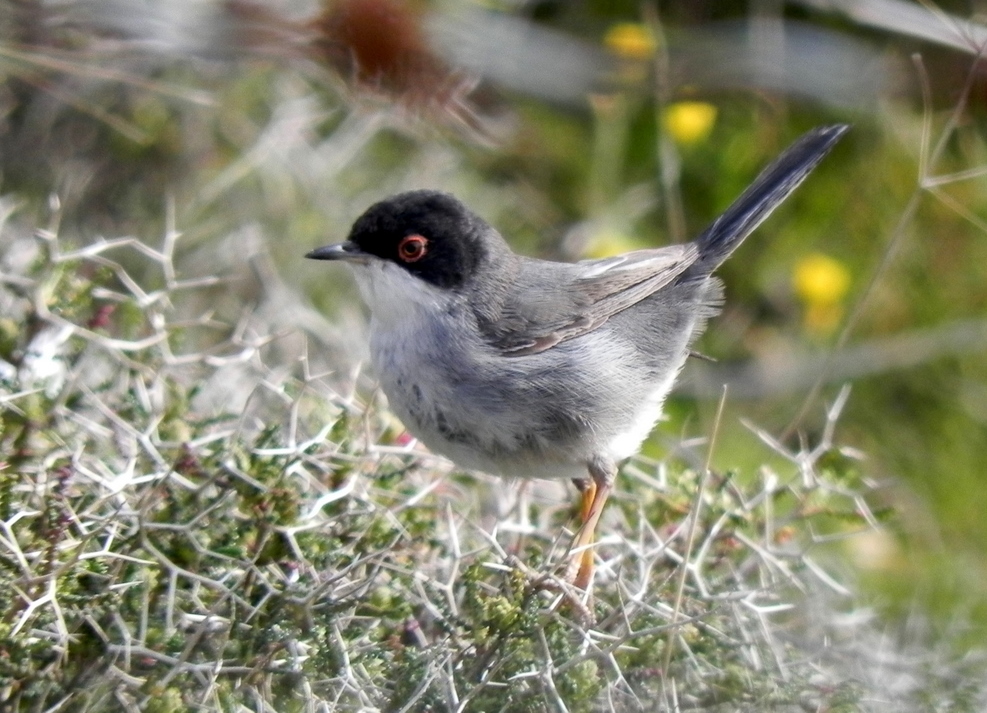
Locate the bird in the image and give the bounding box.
[306,124,848,589]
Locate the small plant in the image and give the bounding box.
[0,204,983,711]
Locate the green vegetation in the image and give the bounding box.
[2,1,987,710]
[0,234,965,709]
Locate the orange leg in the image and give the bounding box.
[567,459,616,589]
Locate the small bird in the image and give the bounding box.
[307,125,848,588]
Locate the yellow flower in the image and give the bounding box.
[793,252,850,305]
[604,23,656,61]
[662,102,718,145]
[793,252,851,335]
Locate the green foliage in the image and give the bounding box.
[2,2,987,709]
[1,197,984,711]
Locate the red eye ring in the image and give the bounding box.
[397,234,428,263]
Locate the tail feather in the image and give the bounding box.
[691,124,849,275]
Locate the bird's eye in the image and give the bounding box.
[397,234,428,263]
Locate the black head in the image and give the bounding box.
[338,190,501,289]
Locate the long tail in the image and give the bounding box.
[690,124,849,275]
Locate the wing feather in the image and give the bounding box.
[485,243,699,355]
[475,124,848,357]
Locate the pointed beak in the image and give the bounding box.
[305,241,369,262]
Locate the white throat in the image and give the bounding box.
[349,261,455,330]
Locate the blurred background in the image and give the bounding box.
[2,0,986,643]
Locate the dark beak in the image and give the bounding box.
[305,241,368,262]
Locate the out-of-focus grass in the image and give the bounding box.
[2,0,987,708]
